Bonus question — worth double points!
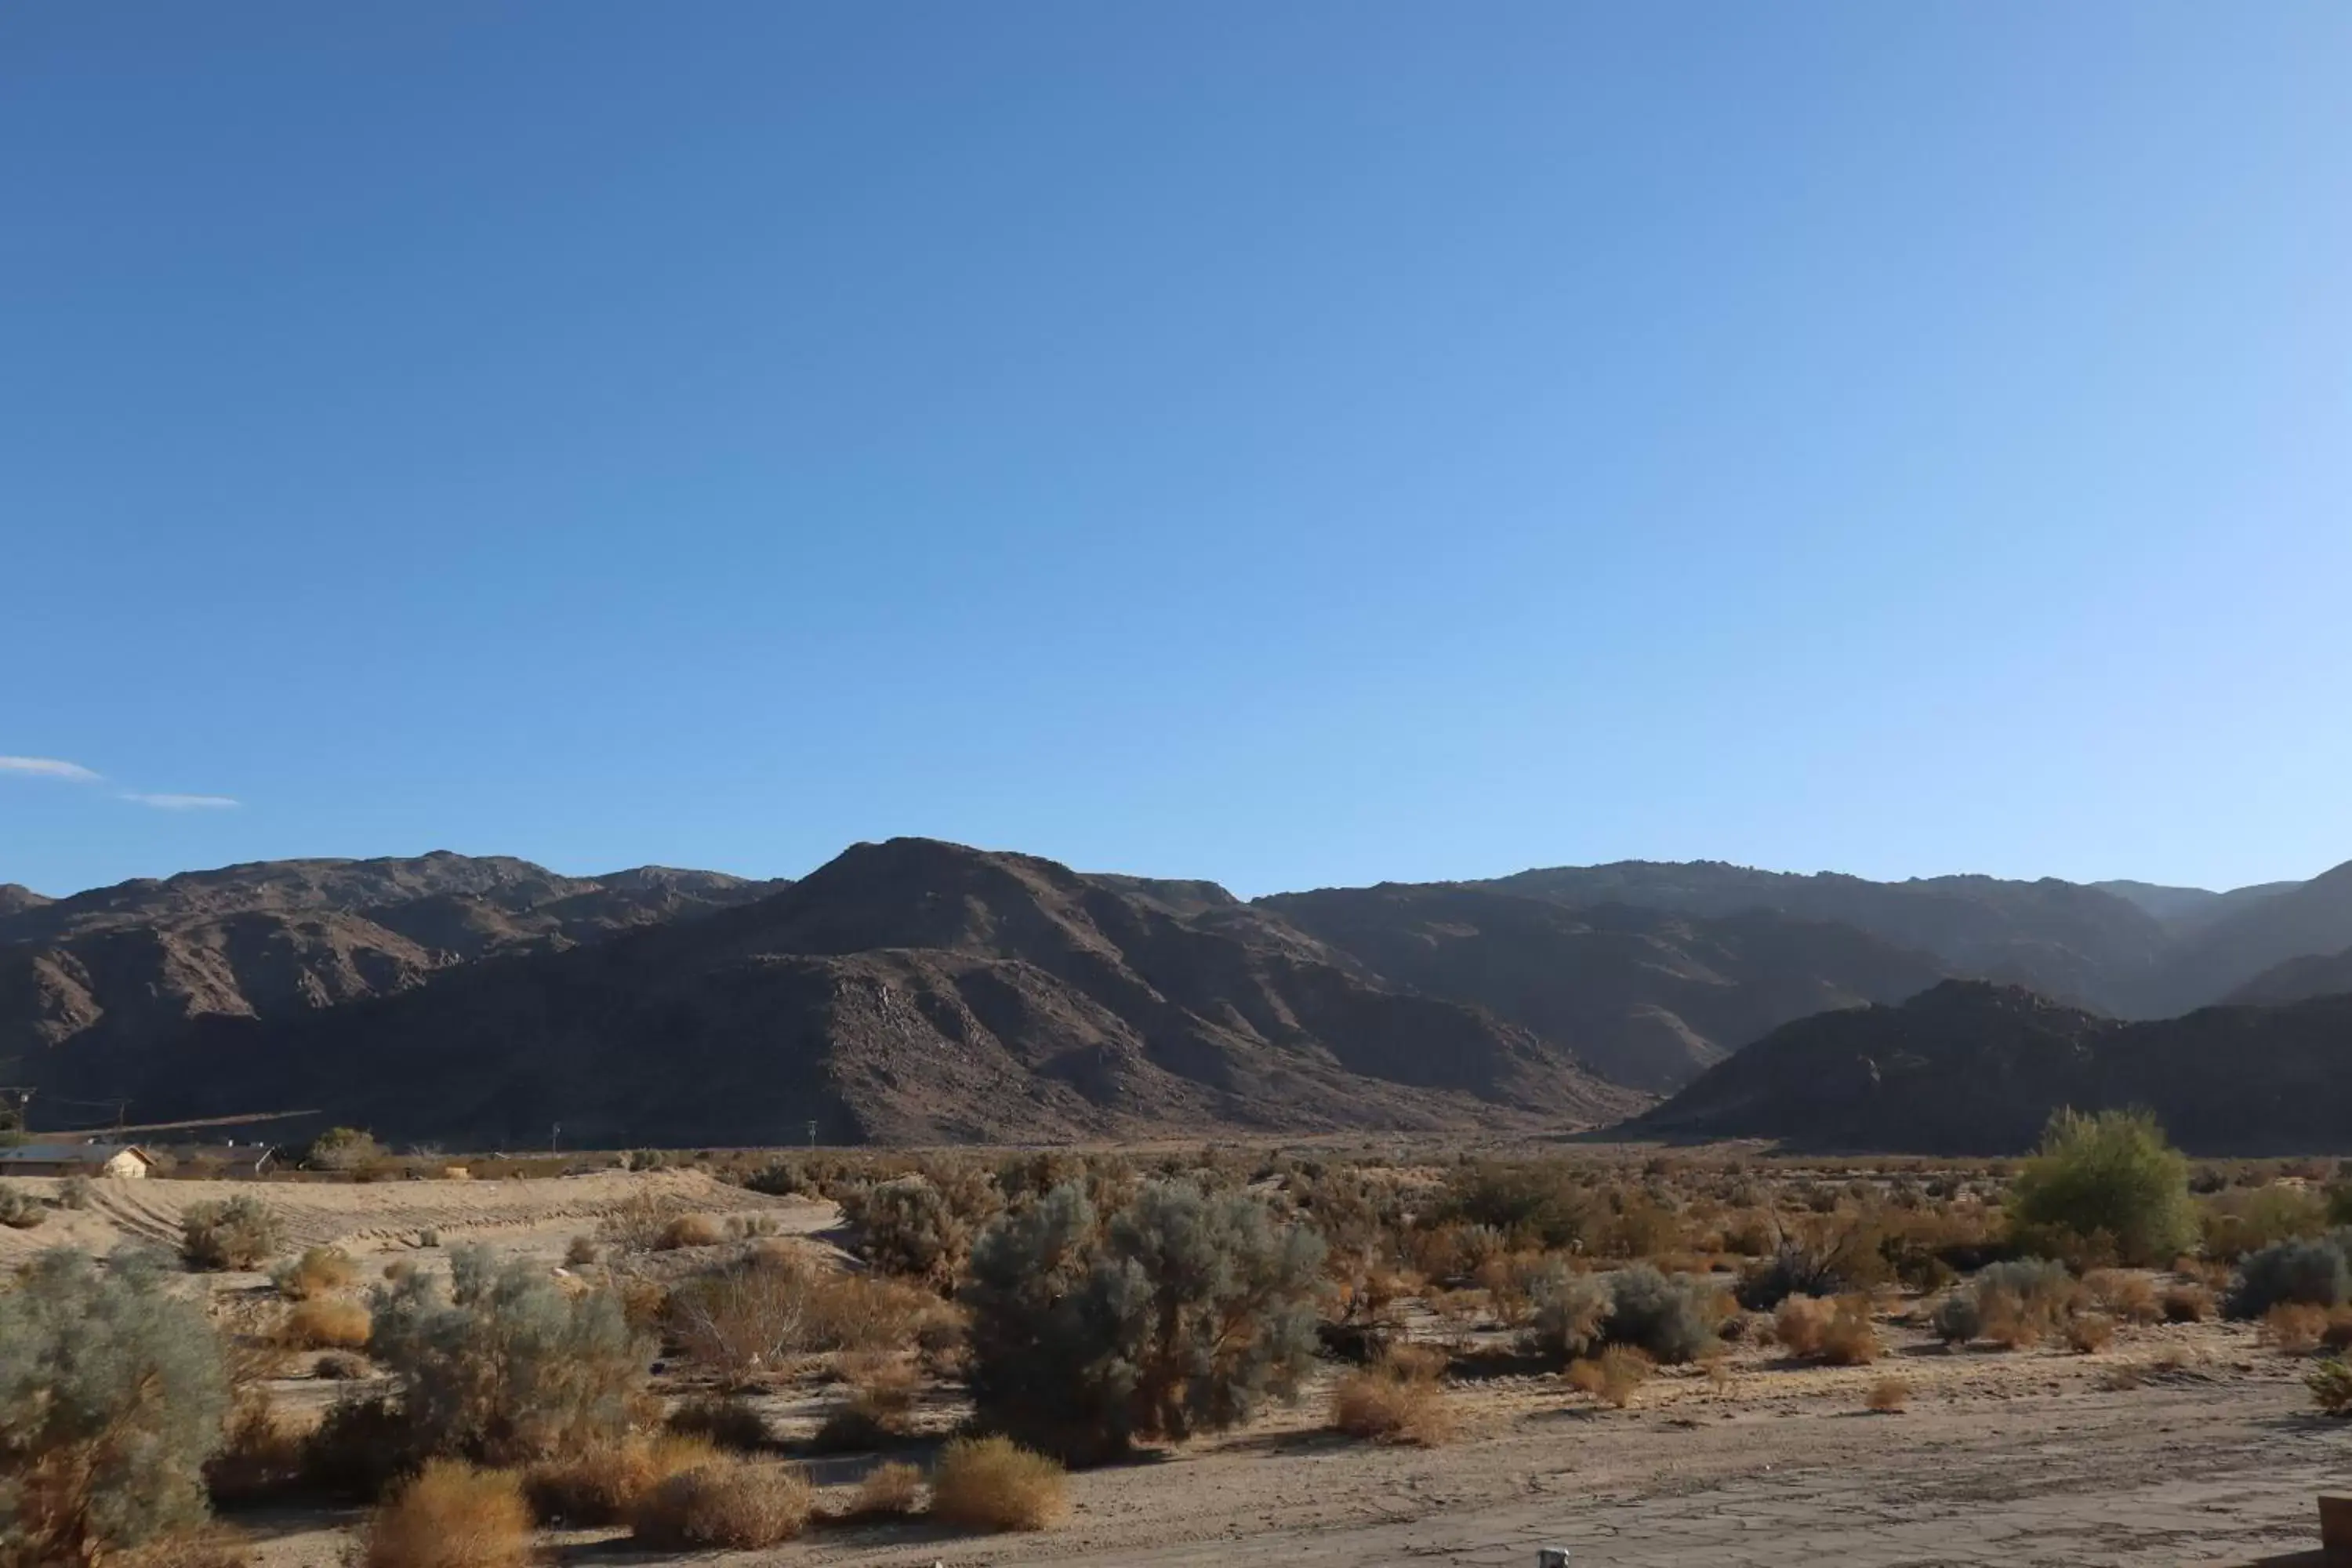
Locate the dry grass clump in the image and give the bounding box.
[280,1297,372,1352]
[524,1433,719,1526]
[1774,1291,1880,1362]
[2082,1269,2161,1325]
[1773,1293,1834,1356]
[2161,1283,2215,1323]
[656,1213,728,1250]
[2066,1312,2118,1353]
[928,1436,1070,1533]
[629,1456,814,1548]
[361,1460,532,1568]
[843,1460,926,1519]
[1329,1348,1457,1446]
[2263,1301,2329,1355]
[271,1247,360,1301]
[1566,1345,1653,1408]
[1864,1376,1910,1413]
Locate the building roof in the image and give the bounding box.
[0,1142,155,1165]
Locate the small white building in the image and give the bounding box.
[0,1142,157,1178]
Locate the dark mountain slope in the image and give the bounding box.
[1254,884,1947,1091]
[2092,878,2300,937]
[40,840,1642,1148]
[2146,859,2352,1014]
[1632,980,2352,1154]
[0,853,786,1074]
[1477,861,2171,1014]
[2224,944,2352,1008]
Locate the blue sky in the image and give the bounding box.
[5,3,2350,899]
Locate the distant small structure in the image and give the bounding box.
[175,1142,283,1178]
[0,1142,158,1179]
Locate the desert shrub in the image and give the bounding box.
[2262,1302,2328,1355]
[564,1235,601,1267]
[840,1173,980,1288]
[315,1352,367,1380]
[0,1249,230,1563]
[804,1269,939,1355]
[180,1196,284,1271]
[928,1436,1069,1533]
[2006,1109,2195,1268]
[0,1183,45,1229]
[2226,1236,2352,1319]
[1817,1297,1881,1365]
[630,1457,813,1548]
[1442,1161,1595,1250]
[414,1229,440,1249]
[361,1459,531,1568]
[845,1460,925,1518]
[655,1213,727,1250]
[1973,1258,2080,1349]
[1472,1250,1555,1329]
[1566,1345,1652,1408]
[1328,1349,1455,1445]
[2067,1312,2118,1353]
[668,1247,813,1381]
[1523,1264,1610,1365]
[1931,1290,1984,1345]
[2201,1184,2329,1261]
[307,1127,387,1174]
[1600,1263,1721,1365]
[964,1179,1323,1464]
[271,1246,359,1301]
[58,1174,94,1211]
[1866,1376,1910,1412]
[2309,1359,2352,1415]
[2082,1269,2160,1325]
[205,1390,309,1509]
[354,1243,650,1473]
[282,1297,373,1352]
[1774,1293,1836,1356]
[523,1433,717,1526]
[2161,1283,2214,1323]
[2330,1181,2352,1227]
[664,1393,769,1451]
[837,1351,920,1433]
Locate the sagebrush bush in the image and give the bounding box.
[964,1180,1323,1464]
[630,1457,813,1548]
[1566,1345,1652,1408]
[272,1247,359,1301]
[1931,1290,1983,1345]
[361,1459,531,1568]
[180,1196,284,1271]
[1328,1349,1455,1445]
[1523,1264,1609,1365]
[929,1436,1069,1533]
[352,1243,650,1475]
[1600,1263,1721,1364]
[0,1249,230,1563]
[2201,1184,2329,1261]
[523,1433,717,1526]
[2227,1236,2352,1319]
[2006,1109,2195,1268]
[0,1182,46,1229]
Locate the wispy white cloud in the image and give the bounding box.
[0,756,102,782]
[119,793,240,811]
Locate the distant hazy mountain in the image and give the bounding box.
[2092,878,2299,936]
[2136,860,2352,1016]
[1632,979,2352,1154]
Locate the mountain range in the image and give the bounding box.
[8,843,2352,1150]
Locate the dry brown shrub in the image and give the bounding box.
[844,1460,926,1519]
[206,1393,313,1508]
[272,1247,359,1301]
[630,1457,813,1548]
[807,1272,938,1353]
[1817,1296,1882,1366]
[361,1460,532,1568]
[1328,1349,1457,1446]
[1566,1345,1653,1408]
[1980,1287,2048,1350]
[280,1297,372,1351]
[524,1433,718,1526]
[840,1350,921,1425]
[664,1392,770,1451]
[930,1436,1068,1533]
[1773,1294,1835,1358]
[656,1213,728,1250]
[1864,1377,1910,1413]
[564,1235,601,1267]
[1474,1250,1553,1327]
[2325,1306,2352,1352]
[2263,1301,2328,1355]
[2161,1283,2215,1323]
[2067,1312,2118,1353]
[2082,1269,2161,1324]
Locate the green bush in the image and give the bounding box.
[1440,1162,1595,1250]
[306,1127,387,1173]
[840,1174,977,1288]
[180,1195,285,1271]
[0,1249,230,1562]
[2226,1235,2352,1320]
[343,1243,652,1478]
[2006,1109,2195,1268]
[2201,1184,2329,1261]
[964,1179,1323,1465]
[2310,1359,2352,1416]
[1600,1263,1721,1365]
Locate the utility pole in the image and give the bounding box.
[806,1119,817,1150]
[550,1122,561,1156]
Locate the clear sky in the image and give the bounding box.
[6,3,2350,900]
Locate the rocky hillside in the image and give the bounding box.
[1630,980,2352,1155]
[27,840,1645,1147]
[0,852,786,1073]
[1254,884,1947,1092]
[2136,860,2352,1015]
